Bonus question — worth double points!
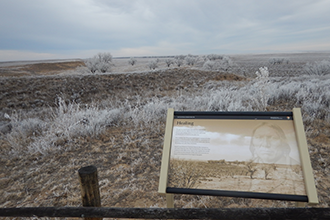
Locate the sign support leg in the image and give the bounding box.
[166,194,174,208]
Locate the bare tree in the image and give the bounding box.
[169,159,201,188]
[245,160,258,179]
[261,164,276,180]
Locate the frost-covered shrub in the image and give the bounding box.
[253,67,270,110]
[85,52,113,73]
[206,54,224,60]
[147,60,158,70]
[174,58,184,67]
[5,114,46,155]
[265,76,330,123]
[165,58,174,67]
[269,58,289,65]
[174,55,185,67]
[185,55,198,66]
[294,78,330,122]
[203,60,216,70]
[174,55,186,60]
[303,60,330,75]
[5,97,121,155]
[125,97,170,128]
[202,56,233,71]
[128,57,137,66]
[74,65,91,75]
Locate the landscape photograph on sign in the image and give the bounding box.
[168,119,307,196]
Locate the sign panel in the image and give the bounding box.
[158,109,318,204]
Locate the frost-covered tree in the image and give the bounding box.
[174,55,185,67]
[174,59,184,67]
[85,52,113,73]
[202,60,216,70]
[175,55,186,60]
[165,59,174,67]
[206,54,224,60]
[147,60,158,70]
[128,57,137,66]
[185,55,198,66]
[202,56,233,71]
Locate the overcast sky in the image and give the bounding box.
[1,0,330,61]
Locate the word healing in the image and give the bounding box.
[176,121,194,126]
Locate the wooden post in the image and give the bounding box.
[78,165,102,220]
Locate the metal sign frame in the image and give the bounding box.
[158,108,318,205]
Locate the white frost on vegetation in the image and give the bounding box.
[6,97,121,155]
[3,68,330,156]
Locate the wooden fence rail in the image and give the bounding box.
[0,207,330,219]
[1,165,329,219]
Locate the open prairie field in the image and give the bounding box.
[0,53,330,214]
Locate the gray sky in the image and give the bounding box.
[1,0,330,61]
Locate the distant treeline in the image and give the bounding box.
[114,55,175,59]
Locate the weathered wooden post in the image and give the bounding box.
[78,165,102,220]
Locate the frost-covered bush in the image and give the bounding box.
[85,52,113,73]
[128,57,137,66]
[165,58,174,67]
[303,60,330,75]
[74,65,91,75]
[294,78,330,123]
[175,55,186,60]
[5,97,121,155]
[174,59,184,67]
[265,76,330,123]
[203,60,216,70]
[253,67,270,110]
[269,58,289,65]
[147,60,158,70]
[185,55,198,66]
[174,55,185,67]
[202,56,234,71]
[206,54,224,60]
[5,114,46,155]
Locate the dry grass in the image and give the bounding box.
[0,53,330,218]
[0,61,85,77]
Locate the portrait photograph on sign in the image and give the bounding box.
[167,117,307,198]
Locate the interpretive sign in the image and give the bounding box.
[158,108,318,205]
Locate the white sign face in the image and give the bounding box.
[168,119,307,196]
